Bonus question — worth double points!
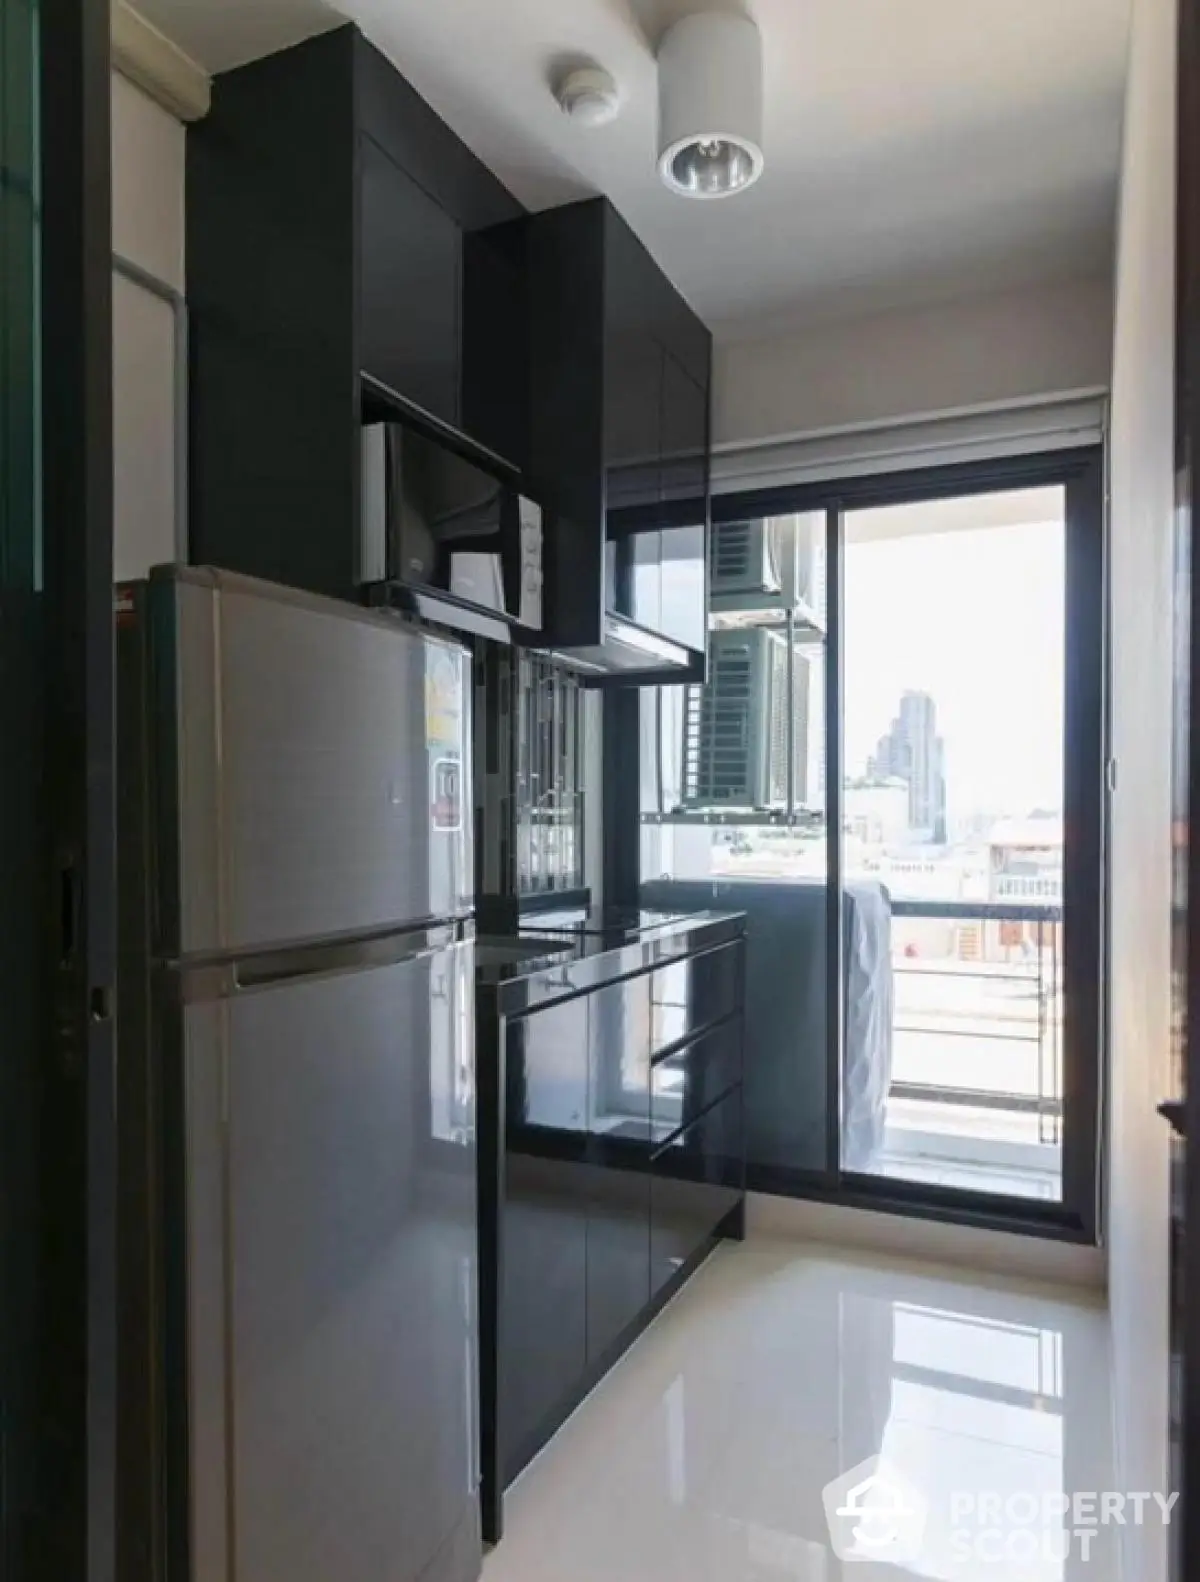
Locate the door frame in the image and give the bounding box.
[610,446,1107,1243]
[738,448,1105,1242]
[1170,0,1200,1568]
[21,0,116,1573]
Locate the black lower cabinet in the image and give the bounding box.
[650,943,742,1053]
[501,998,589,1482]
[585,978,653,1365]
[650,1087,745,1299]
[651,1017,742,1135]
[487,941,745,1542]
[584,1156,650,1365]
[501,1156,588,1478]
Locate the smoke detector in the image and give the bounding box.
[657,12,764,199]
[556,65,622,128]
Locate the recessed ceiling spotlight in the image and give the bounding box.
[657,11,764,199]
[555,65,622,128]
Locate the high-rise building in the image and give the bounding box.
[867,690,947,841]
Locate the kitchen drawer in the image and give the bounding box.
[650,1017,742,1143]
[650,942,742,1054]
[650,1087,744,1298]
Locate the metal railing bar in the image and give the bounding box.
[894,1024,1048,1045]
[890,1081,1063,1116]
[889,898,1062,923]
[894,964,1058,987]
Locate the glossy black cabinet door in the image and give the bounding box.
[605,340,708,651]
[651,1017,742,1140]
[501,999,588,1478]
[188,25,528,607]
[360,134,460,426]
[650,1087,744,1298]
[658,351,709,651]
[523,197,711,666]
[660,350,707,516]
[462,220,527,468]
[604,332,661,516]
[650,942,743,1054]
[187,28,360,599]
[585,978,652,1365]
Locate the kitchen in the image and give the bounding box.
[5,0,1145,1576]
[111,17,748,1582]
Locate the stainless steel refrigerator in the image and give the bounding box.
[116,567,480,1582]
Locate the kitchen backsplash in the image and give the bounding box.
[475,643,585,910]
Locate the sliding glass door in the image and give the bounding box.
[630,450,1103,1238]
[840,487,1069,1202]
[640,511,835,1180]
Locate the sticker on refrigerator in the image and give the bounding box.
[425,647,462,750]
[431,756,462,832]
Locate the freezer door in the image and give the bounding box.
[162,571,472,956]
[178,935,479,1582]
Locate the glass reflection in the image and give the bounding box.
[428,940,475,1144]
[479,1246,1119,1582]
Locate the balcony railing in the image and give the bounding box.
[883,898,1064,1176]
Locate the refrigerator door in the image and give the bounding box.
[157,568,472,957]
[177,930,479,1582]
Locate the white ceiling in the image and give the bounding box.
[133,0,1131,336]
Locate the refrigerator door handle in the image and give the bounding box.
[176,921,472,1003]
[233,930,456,991]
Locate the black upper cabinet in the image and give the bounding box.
[187,26,524,602]
[524,198,712,680]
[661,351,708,519]
[359,135,461,428]
[462,219,529,469]
[604,331,662,515]
[187,29,709,646]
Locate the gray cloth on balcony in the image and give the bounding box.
[842,879,894,1171]
[641,876,894,1175]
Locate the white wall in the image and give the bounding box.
[112,69,185,580]
[713,275,1114,448]
[1108,0,1176,1575]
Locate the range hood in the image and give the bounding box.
[550,610,698,680]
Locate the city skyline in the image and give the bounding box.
[867,688,948,841]
[844,511,1065,826]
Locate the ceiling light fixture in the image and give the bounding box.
[657,11,764,200]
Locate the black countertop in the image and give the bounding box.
[477,909,746,1017]
[517,906,691,939]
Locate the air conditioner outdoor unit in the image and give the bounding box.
[709,516,816,603]
[681,628,810,808]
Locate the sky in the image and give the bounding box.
[843,506,1065,825]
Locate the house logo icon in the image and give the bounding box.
[822,1455,928,1563]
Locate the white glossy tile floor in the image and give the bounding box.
[484,1239,1119,1581]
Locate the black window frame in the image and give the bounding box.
[606,445,1106,1243]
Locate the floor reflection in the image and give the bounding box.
[483,1239,1118,1581]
